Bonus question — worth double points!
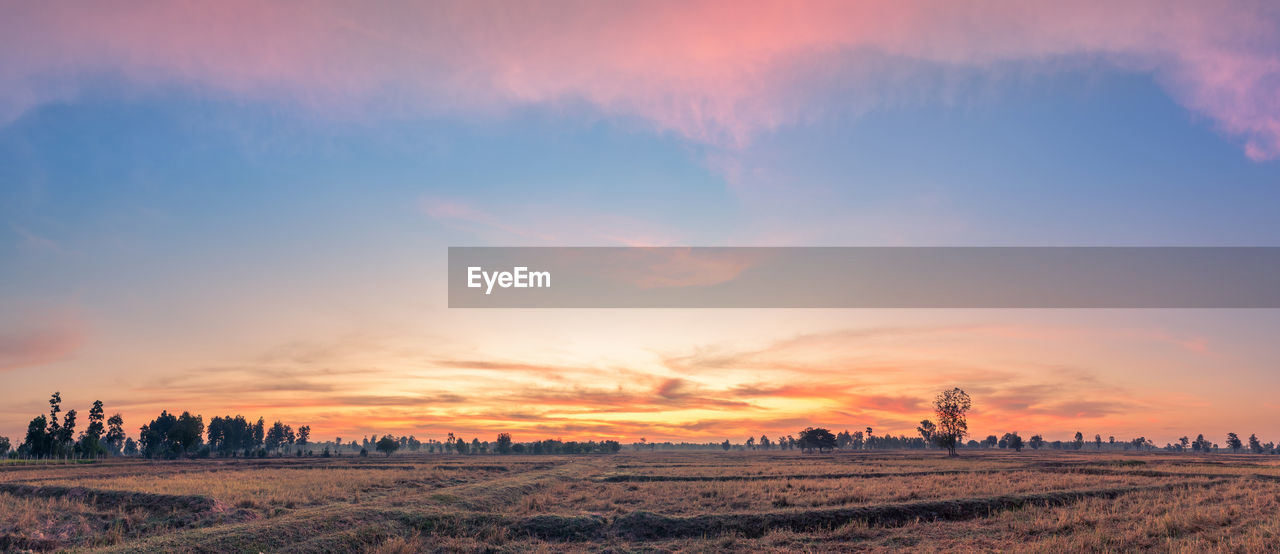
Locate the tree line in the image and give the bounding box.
[2,389,1276,459]
[1,392,622,460]
[10,393,128,459]
[716,388,1280,457]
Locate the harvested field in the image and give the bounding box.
[0,451,1271,552]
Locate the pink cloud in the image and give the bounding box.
[0,313,85,372]
[3,1,1279,158]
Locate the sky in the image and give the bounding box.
[3,1,1280,446]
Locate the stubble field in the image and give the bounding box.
[1,450,1277,552]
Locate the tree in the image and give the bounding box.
[1178,436,1190,452]
[759,435,772,449]
[57,409,77,457]
[22,415,49,458]
[721,439,731,451]
[1249,433,1263,454]
[933,388,971,457]
[496,433,513,454]
[1073,432,1084,450]
[1094,434,1102,450]
[80,400,106,458]
[47,393,61,452]
[105,413,126,456]
[982,435,998,448]
[376,435,399,457]
[835,430,852,449]
[172,412,204,453]
[253,418,266,452]
[917,419,936,446]
[745,437,755,449]
[266,421,289,454]
[1002,432,1024,452]
[123,437,138,456]
[297,425,310,450]
[0,436,9,457]
[796,427,837,454]
[1029,434,1045,450]
[139,411,179,458]
[1226,432,1243,453]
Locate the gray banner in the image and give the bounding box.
[448,247,1280,308]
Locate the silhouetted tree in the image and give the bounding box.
[0,436,9,457]
[21,415,49,458]
[933,388,971,457]
[80,400,106,458]
[139,411,179,458]
[253,418,266,452]
[797,427,837,454]
[983,435,998,448]
[47,393,61,454]
[496,433,513,454]
[1226,432,1243,453]
[1094,434,1102,450]
[172,412,203,453]
[1002,432,1024,452]
[56,409,77,457]
[720,439,731,451]
[1249,433,1263,454]
[123,437,138,456]
[105,414,125,456]
[1073,432,1084,450]
[297,425,310,450]
[917,419,936,447]
[759,435,772,449]
[1029,434,1045,450]
[266,421,290,454]
[374,434,399,457]
[1178,436,1190,452]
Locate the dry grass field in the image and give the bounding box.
[1,450,1277,552]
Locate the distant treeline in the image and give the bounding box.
[1,391,1274,459]
[2,393,621,460]
[713,429,1277,455]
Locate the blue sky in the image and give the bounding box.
[3,2,1280,443]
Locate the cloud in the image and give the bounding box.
[0,313,85,372]
[3,2,1279,158]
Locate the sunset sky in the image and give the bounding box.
[4,1,1280,446]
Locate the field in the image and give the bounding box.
[2,450,1278,552]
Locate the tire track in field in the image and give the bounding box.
[599,468,1009,482]
[92,458,587,553]
[513,479,1232,541]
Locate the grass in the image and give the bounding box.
[0,450,1276,551]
